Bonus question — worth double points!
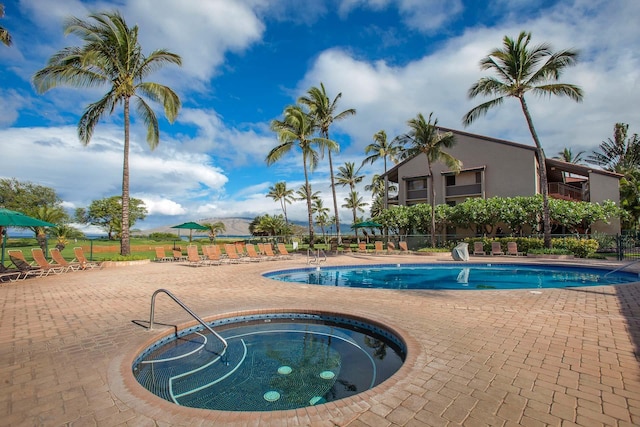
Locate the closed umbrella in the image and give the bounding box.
[171,222,209,243]
[0,208,56,269]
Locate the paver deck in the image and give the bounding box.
[1,253,639,426]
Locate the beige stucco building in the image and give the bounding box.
[381,128,622,235]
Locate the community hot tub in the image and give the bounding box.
[132,311,407,411]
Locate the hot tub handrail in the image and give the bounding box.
[149,288,228,350]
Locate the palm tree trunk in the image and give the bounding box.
[121,98,131,256]
[519,97,552,248]
[303,157,315,248]
[428,162,436,248]
[328,149,341,243]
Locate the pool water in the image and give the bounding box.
[264,263,639,290]
[133,313,405,411]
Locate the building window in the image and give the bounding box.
[406,178,428,200]
[475,171,482,183]
[446,175,456,186]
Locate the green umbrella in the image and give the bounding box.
[351,220,382,229]
[171,221,209,242]
[0,208,56,269]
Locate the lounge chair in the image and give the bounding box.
[172,249,187,262]
[245,244,266,262]
[374,241,384,255]
[387,242,399,254]
[276,243,294,259]
[358,242,368,253]
[202,245,226,265]
[50,248,82,272]
[31,248,66,275]
[490,242,504,256]
[154,246,173,262]
[224,244,247,263]
[507,242,524,256]
[262,244,282,260]
[473,242,486,256]
[73,247,101,269]
[186,245,207,267]
[0,266,23,282]
[398,241,412,254]
[8,250,45,279]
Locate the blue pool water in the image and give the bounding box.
[133,313,405,411]
[264,263,639,290]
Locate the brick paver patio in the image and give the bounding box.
[1,253,639,426]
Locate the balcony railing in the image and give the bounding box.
[548,182,588,201]
[445,183,482,197]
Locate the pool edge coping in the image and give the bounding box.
[108,307,422,425]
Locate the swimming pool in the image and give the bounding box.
[132,312,406,411]
[264,263,639,290]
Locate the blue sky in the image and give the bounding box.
[1,0,638,232]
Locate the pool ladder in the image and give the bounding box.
[603,258,640,278]
[307,248,327,265]
[148,288,228,351]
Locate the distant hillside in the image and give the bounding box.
[136,217,252,237]
[135,217,358,237]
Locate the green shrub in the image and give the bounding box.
[552,237,599,258]
[101,254,149,261]
[148,232,179,240]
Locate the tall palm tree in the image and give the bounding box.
[295,183,321,203]
[299,83,356,244]
[312,198,330,243]
[462,31,583,248]
[267,104,335,247]
[336,162,364,231]
[587,123,640,174]
[342,191,367,240]
[362,130,402,173]
[266,181,294,225]
[397,113,461,247]
[0,3,12,46]
[202,221,226,243]
[33,11,182,255]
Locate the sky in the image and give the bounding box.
[0,0,638,233]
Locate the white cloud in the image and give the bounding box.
[136,195,186,216]
[298,1,640,161]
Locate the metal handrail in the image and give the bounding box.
[149,288,228,350]
[307,248,327,264]
[603,259,640,278]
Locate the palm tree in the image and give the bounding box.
[462,31,583,248]
[266,181,294,225]
[362,130,402,173]
[1,3,12,46]
[342,191,367,240]
[299,83,356,244]
[336,162,364,232]
[33,11,182,255]
[267,104,335,247]
[555,147,585,164]
[396,113,461,247]
[295,184,321,203]
[587,123,640,174]
[312,199,330,244]
[202,221,226,243]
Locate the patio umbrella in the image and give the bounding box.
[351,220,382,229]
[171,221,209,243]
[0,208,55,268]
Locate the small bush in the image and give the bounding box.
[552,237,599,258]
